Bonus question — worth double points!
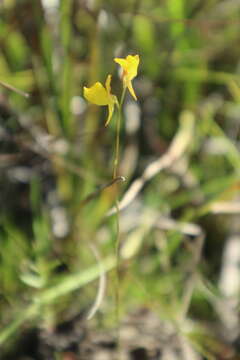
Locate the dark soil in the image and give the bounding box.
[1,308,236,360]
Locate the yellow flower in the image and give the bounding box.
[83,75,118,126]
[114,54,139,100]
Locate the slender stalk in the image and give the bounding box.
[113,86,126,358]
[113,87,126,179]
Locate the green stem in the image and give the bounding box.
[113,87,126,179]
[113,87,126,357]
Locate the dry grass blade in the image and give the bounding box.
[0,80,29,98]
[107,110,195,216]
[86,244,107,320]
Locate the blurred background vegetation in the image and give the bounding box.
[1,0,240,359]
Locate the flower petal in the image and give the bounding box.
[114,55,139,80]
[105,100,115,126]
[84,74,118,124]
[114,58,128,69]
[126,80,137,100]
[125,55,139,80]
[105,74,112,94]
[83,82,108,106]
[114,54,139,99]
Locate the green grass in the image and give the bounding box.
[1,0,240,358]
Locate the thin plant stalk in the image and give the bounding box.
[113,86,126,356]
[113,87,126,179]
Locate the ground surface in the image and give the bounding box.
[1,308,237,360]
